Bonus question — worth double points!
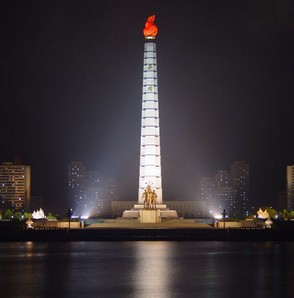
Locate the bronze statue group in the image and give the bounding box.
[142,185,157,209]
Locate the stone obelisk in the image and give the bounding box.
[122,16,177,220]
[138,15,162,204]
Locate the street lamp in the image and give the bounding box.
[66,208,73,230]
[221,209,227,229]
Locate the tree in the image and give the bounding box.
[279,209,289,220]
[289,211,294,219]
[14,212,22,220]
[4,209,14,219]
[23,212,32,220]
[47,212,57,219]
[266,207,277,219]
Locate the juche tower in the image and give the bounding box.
[123,16,177,220]
[138,15,162,204]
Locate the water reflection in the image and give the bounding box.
[252,242,294,298]
[1,241,294,297]
[132,242,174,298]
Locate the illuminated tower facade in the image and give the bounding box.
[0,162,31,212]
[122,16,177,219]
[138,15,162,204]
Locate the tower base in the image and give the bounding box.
[122,204,178,220]
[139,209,161,223]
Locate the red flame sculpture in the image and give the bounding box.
[143,15,158,39]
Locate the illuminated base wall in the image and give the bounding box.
[139,209,161,223]
[138,41,162,204]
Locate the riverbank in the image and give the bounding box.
[0,226,294,241]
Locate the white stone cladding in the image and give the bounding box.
[138,41,162,204]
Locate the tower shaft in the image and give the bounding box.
[138,41,162,203]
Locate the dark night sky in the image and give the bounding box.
[1,0,294,212]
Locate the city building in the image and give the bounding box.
[84,171,107,217]
[84,187,105,217]
[198,161,250,218]
[0,162,31,212]
[103,178,118,216]
[231,161,250,216]
[199,177,216,214]
[68,161,86,215]
[214,170,236,217]
[286,165,294,210]
[68,162,117,217]
[112,201,137,218]
[165,201,208,218]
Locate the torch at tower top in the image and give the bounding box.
[143,15,158,39]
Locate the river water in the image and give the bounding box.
[1,241,294,298]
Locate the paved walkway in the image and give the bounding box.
[86,219,213,229]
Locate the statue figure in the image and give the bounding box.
[142,184,157,209]
[151,190,157,209]
[146,185,153,208]
[142,189,148,208]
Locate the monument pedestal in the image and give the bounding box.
[122,203,178,220]
[139,209,161,223]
